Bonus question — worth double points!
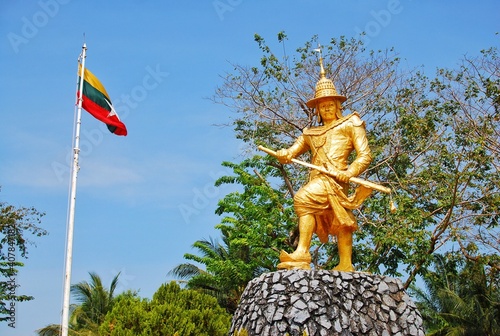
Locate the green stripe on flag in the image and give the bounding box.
[82,79,112,112]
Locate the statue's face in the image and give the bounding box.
[317,99,341,122]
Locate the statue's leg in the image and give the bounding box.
[333,228,355,272]
[279,214,315,263]
[296,214,315,256]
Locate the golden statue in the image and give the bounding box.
[259,52,388,272]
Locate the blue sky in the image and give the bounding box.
[0,0,498,334]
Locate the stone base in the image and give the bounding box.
[229,270,425,336]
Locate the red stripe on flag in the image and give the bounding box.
[79,92,127,136]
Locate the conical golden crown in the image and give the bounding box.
[306,56,346,108]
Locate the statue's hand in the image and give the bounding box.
[276,149,293,164]
[336,170,353,183]
[325,163,352,183]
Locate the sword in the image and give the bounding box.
[258,145,391,194]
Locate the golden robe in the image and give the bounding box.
[288,113,373,243]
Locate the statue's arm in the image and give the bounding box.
[276,135,309,164]
[347,118,372,177]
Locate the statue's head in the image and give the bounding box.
[306,57,346,122]
[316,97,342,121]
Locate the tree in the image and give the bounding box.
[0,189,46,322]
[94,291,146,336]
[211,32,500,288]
[411,253,500,335]
[429,47,500,271]
[98,282,231,336]
[170,157,297,312]
[37,272,120,335]
[70,272,121,330]
[170,236,240,313]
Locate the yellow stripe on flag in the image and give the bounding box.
[78,64,111,100]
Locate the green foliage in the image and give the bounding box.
[411,253,500,335]
[95,291,146,335]
[0,190,46,322]
[214,157,298,266]
[170,236,241,313]
[38,277,230,335]
[170,156,297,312]
[98,282,231,336]
[37,272,121,335]
[173,34,499,336]
[70,272,121,330]
[363,47,500,285]
[211,32,500,288]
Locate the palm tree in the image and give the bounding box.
[36,272,120,336]
[71,271,120,329]
[411,254,500,335]
[169,237,246,313]
[170,158,297,314]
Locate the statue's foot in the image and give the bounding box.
[333,264,355,272]
[277,261,311,270]
[279,250,311,263]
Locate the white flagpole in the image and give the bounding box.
[61,43,87,336]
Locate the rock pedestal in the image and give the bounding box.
[229,270,425,336]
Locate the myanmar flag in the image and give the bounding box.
[77,64,127,136]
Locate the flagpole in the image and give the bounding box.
[61,43,87,336]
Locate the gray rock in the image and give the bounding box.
[334,319,342,332]
[318,315,332,329]
[229,270,425,336]
[377,281,390,293]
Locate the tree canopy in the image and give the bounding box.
[0,189,46,323]
[98,282,231,336]
[167,33,500,333]
[169,157,298,312]
[411,252,500,335]
[37,275,231,335]
[209,33,499,288]
[37,272,121,335]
